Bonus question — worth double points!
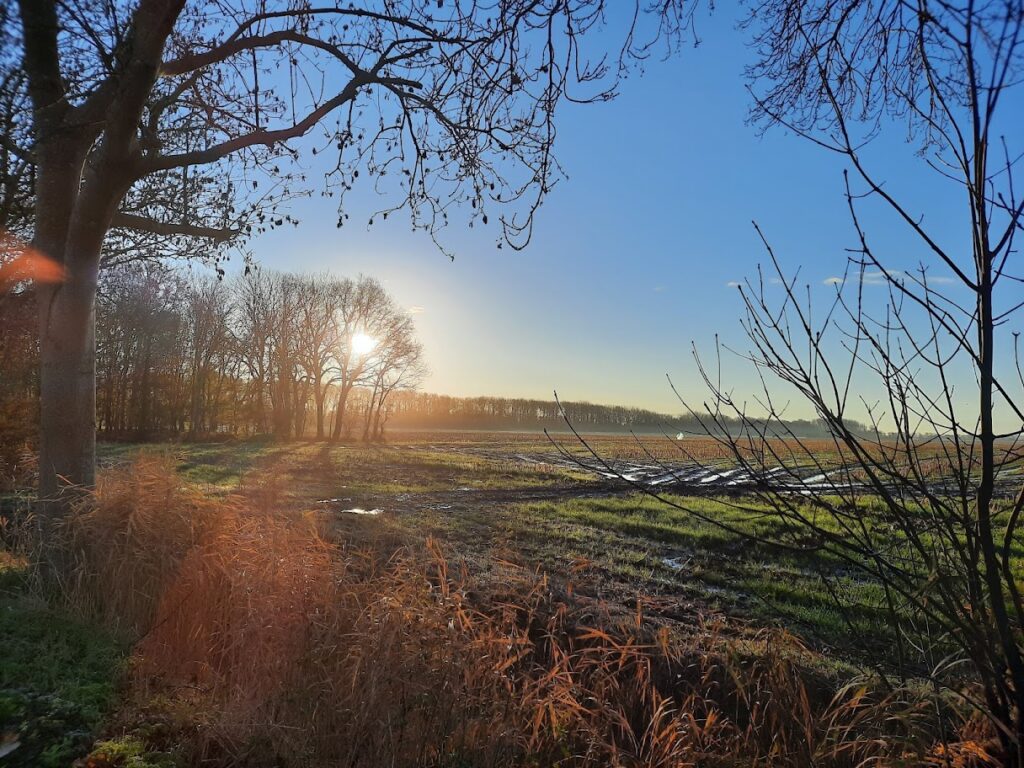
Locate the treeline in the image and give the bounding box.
[96,266,425,441]
[382,392,866,437]
[2,264,870,448]
[2,265,426,445]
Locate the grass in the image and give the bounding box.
[392,491,896,660]
[0,554,126,767]
[99,439,588,499]
[14,456,989,766]
[98,436,993,664]
[1,437,1009,765]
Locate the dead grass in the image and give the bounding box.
[39,456,1002,767]
[0,439,36,494]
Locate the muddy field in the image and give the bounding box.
[369,433,1024,502]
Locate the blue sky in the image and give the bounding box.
[243,5,1019,420]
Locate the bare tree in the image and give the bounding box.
[184,277,231,436]
[267,274,300,439]
[3,0,694,513]
[0,71,31,244]
[363,309,426,441]
[233,268,277,434]
[565,1,1024,759]
[293,273,340,440]
[329,275,390,442]
[87,265,430,441]
[96,264,184,437]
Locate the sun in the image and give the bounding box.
[351,332,377,356]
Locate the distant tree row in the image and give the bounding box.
[2,259,868,445]
[383,391,865,438]
[1,266,425,445]
[95,266,425,441]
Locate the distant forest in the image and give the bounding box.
[383,392,865,439]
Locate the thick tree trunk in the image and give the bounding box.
[331,383,351,441]
[38,269,98,511]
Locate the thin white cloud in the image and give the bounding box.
[857,268,956,287]
[408,305,425,315]
[726,281,742,288]
[817,269,958,288]
[653,285,666,293]
[860,269,896,285]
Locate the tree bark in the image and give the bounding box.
[331,382,352,441]
[314,382,325,439]
[37,265,98,509]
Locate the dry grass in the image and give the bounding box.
[42,456,1001,767]
[0,438,36,493]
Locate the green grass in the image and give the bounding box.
[394,491,899,660]
[0,555,126,767]
[100,439,280,490]
[534,495,895,637]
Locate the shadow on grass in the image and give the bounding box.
[0,555,126,767]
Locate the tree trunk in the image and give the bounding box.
[138,338,152,438]
[331,383,351,441]
[189,357,203,436]
[314,382,325,440]
[38,270,98,512]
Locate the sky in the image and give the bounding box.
[239,5,1022,421]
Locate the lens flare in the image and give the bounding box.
[0,231,65,291]
[351,332,377,356]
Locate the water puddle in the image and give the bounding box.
[317,499,384,515]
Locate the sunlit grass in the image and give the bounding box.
[399,492,901,658]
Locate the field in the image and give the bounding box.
[92,432,940,660]
[2,430,1014,765]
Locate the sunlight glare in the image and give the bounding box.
[351,332,377,356]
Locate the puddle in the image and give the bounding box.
[317,499,383,515]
